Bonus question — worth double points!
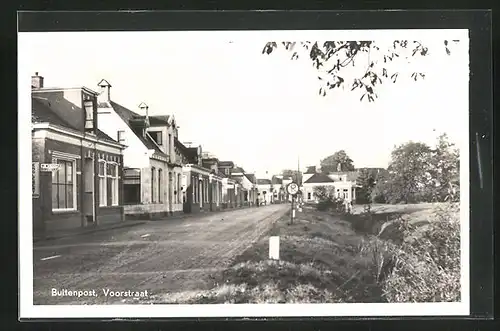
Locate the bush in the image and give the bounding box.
[313,186,348,213]
[382,204,461,302]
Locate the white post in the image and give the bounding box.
[269,236,280,260]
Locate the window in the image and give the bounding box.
[84,100,94,130]
[169,172,173,203]
[158,169,162,203]
[343,189,349,199]
[177,173,181,203]
[98,160,107,206]
[307,192,311,200]
[52,159,76,210]
[151,168,156,203]
[205,179,208,203]
[225,168,230,175]
[117,130,125,143]
[192,175,196,203]
[149,131,162,146]
[168,134,172,151]
[106,162,119,206]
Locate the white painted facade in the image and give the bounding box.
[96,79,183,216]
[301,173,358,204]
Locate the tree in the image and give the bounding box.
[262,39,460,101]
[370,169,393,204]
[320,150,355,173]
[356,168,380,204]
[380,141,433,204]
[428,133,460,202]
[281,169,302,184]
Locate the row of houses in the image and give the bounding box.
[31,73,260,239]
[254,164,375,205]
[253,168,361,205]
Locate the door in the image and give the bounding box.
[83,158,95,223]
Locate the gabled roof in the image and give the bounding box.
[244,173,257,184]
[304,173,335,184]
[257,178,272,185]
[32,97,118,144]
[271,176,283,184]
[109,100,166,157]
[219,161,234,167]
[232,166,245,174]
[328,171,359,181]
[174,137,198,163]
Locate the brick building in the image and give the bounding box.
[31,73,125,239]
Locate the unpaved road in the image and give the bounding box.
[33,204,288,304]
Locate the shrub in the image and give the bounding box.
[382,203,461,302]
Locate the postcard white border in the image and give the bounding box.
[19,28,470,319]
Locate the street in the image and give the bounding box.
[33,204,288,305]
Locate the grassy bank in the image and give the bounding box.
[162,202,460,304]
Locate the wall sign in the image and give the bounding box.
[32,162,40,198]
[40,163,61,172]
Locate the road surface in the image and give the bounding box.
[33,204,288,304]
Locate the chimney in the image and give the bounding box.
[337,163,342,172]
[31,72,44,89]
[97,79,112,103]
[138,102,149,118]
[138,102,149,136]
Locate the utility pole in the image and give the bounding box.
[297,155,301,187]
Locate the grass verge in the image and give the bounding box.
[160,202,460,304]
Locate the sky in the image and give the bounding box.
[20,30,469,177]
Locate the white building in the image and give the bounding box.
[301,171,359,204]
[96,79,183,218]
[256,179,272,205]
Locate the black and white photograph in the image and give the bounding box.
[19,21,470,318]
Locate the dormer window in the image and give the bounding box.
[117,130,125,143]
[149,131,162,146]
[84,100,94,130]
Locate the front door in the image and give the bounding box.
[83,158,95,224]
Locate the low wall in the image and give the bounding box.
[124,203,184,220]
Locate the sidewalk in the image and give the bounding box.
[33,220,149,244]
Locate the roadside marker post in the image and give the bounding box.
[286,182,299,225]
[269,236,280,260]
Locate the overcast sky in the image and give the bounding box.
[20,30,469,177]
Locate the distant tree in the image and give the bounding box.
[371,135,460,204]
[356,168,379,204]
[370,170,392,204]
[320,150,355,174]
[428,133,460,202]
[281,169,302,184]
[262,39,460,101]
[305,165,317,173]
[379,141,433,204]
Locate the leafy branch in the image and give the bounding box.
[262,39,460,102]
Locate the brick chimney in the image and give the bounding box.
[97,79,111,103]
[31,72,44,89]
